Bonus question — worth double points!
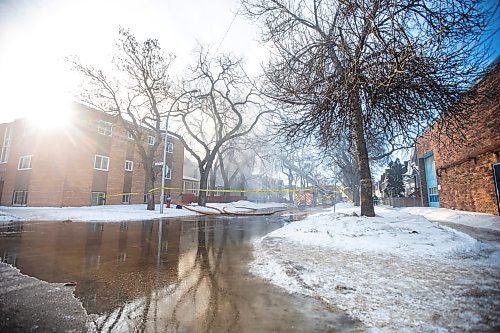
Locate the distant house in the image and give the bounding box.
[0,103,184,207]
[403,150,420,197]
[415,61,500,215]
[182,158,201,197]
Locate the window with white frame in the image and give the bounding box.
[164,166,171,179]
[127,131,134,140]
[1,125,12,163]
[167,142,173,153]
[12,190,28,206]
[148,135,155,145]
[143,194,149,203]
[97,120,112,136]
[94,155,109,171]
[122,194,131,204]
[183,180,199,195]
[125,160,133,171]
[18,155,32,170]
[91,192,106,206]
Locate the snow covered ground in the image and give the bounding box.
[0,201,288,224]
[251,204,500,332]
[400,206,500,232]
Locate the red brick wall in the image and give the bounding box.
[416,64,500,215]
[0,104,185,207]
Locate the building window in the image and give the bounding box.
[97,120,112,136]
[164,166,171,179]
[428,186,439,203]
[91,192,106,206]
[12,191,28,206]
[167,142,173,153]
[18,155,33,170]
[148,135,155,145]
[183,180,199,195]
[125,160,133,171]
[94,155,109,171]
[1,125,12,163]
[127,131,134,140]
[143,193,150,203]
[122,194,131,204]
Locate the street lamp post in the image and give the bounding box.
[159,114,170,214]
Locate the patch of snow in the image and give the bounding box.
[399,207,500,232]
[0,212,19,225]
[251,205,500,332]
[0,201,287,222]
[267,205,482,259]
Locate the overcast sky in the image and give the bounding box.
[0,0,266,123]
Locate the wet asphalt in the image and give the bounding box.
[0,212,362,332]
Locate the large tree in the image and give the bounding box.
[169,48,267,206]
[72,28,178,210]
[242,0,493,216]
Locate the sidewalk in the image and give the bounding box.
[0,262,88,332]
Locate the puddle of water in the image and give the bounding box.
[0,212,361,332]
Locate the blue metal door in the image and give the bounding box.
[424,154,439,207]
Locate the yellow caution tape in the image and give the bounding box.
[106,192,141,198]
[147,187,318,193]
[107,186,350,198]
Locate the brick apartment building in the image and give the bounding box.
[416,61,500,215]
[0,103,184,207]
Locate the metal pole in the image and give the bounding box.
[159,115,170,214]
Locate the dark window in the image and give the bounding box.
[12,191,28,206]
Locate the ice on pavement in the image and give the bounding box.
[251,204,500,332]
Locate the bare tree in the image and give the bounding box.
[72,28,178,210]
[169,47,268,206]
[242,0,493,216]
[216,138,260,201]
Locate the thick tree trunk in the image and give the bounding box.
[198,169,209,206]
[351,94,375,217]
[218,155,231,203]
[145,166,155,211]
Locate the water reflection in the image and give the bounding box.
[0,213,358,332]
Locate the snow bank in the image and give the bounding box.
[0,201,287,222]
[0,213,19,225]
[399,207,500,232]
[251,205,500,331]
[267,205,481,259]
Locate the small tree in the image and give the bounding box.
[242,0,493,216]
[383,159,405,198]
[169,47,268,206]
[72,28,177,210]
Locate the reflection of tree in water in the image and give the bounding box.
[167,219,239,332]
[91,218,240,333]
